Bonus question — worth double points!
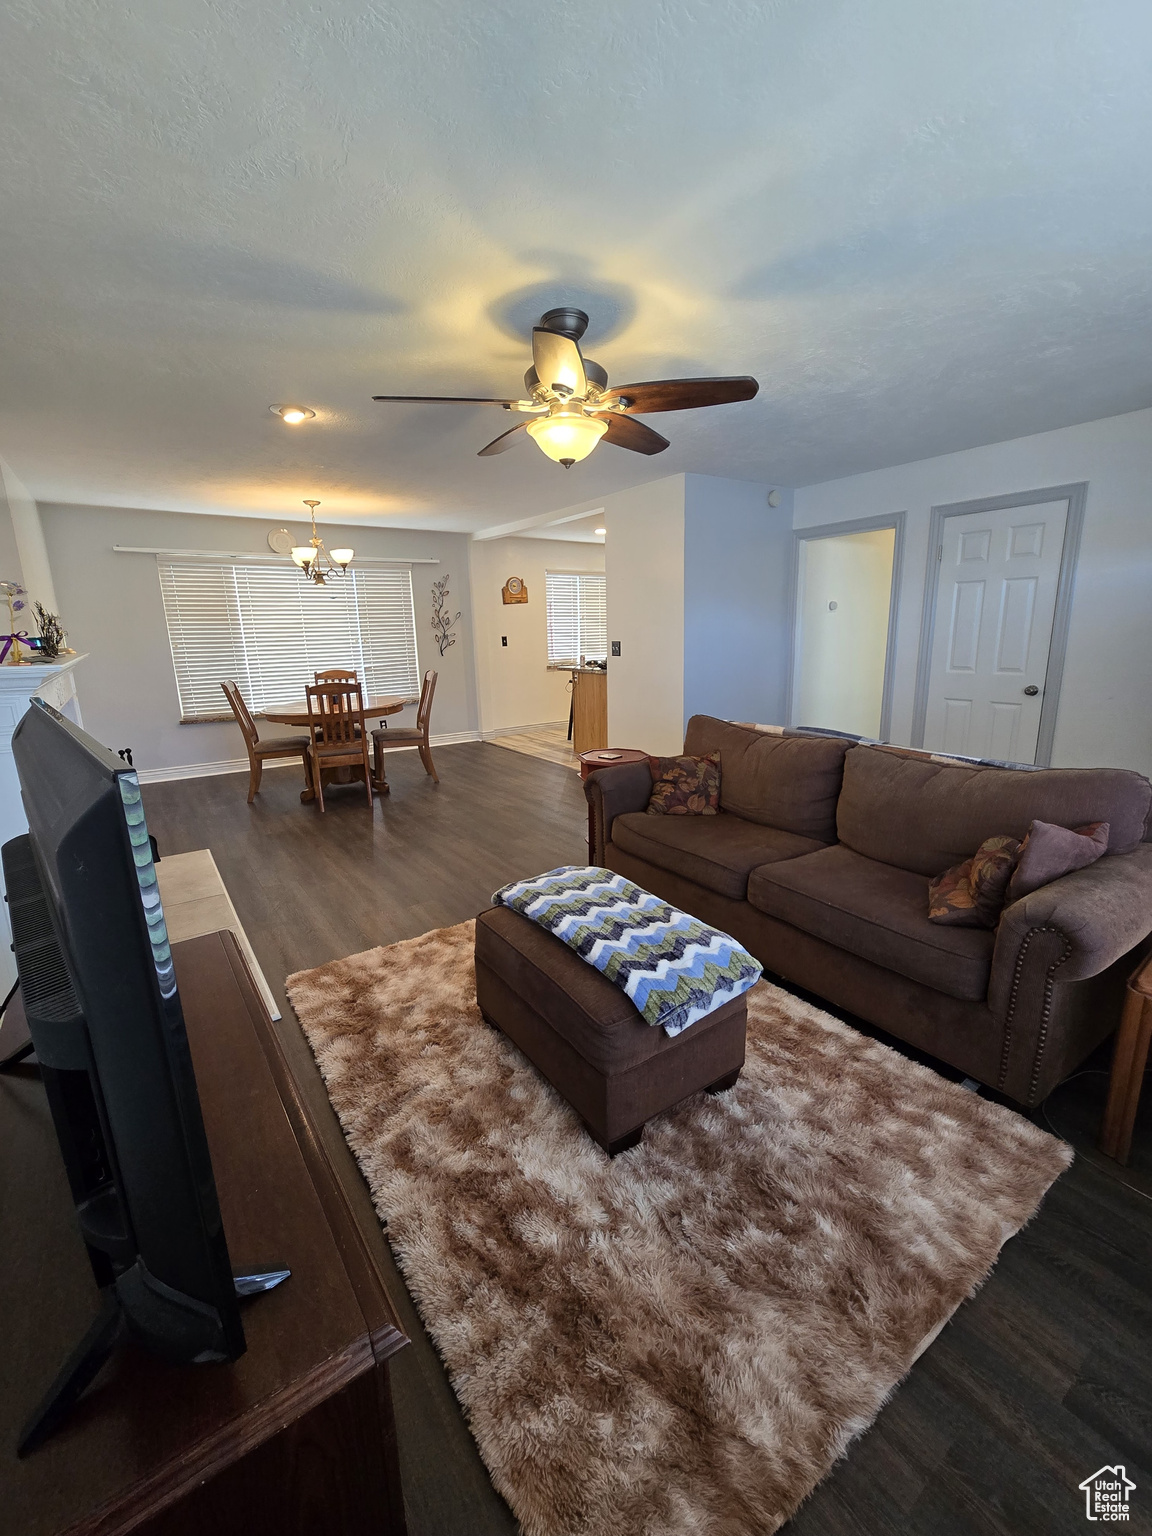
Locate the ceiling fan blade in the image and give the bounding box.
[372,395,520,405]
[532,328,587,398]
[603,377,759,414]
[602,414,669,456]
[477,421,529,456]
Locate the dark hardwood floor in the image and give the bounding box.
[141,745,1152,1536]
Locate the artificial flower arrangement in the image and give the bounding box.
[0,580,72,663]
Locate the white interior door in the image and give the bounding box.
[924,499,1068,762]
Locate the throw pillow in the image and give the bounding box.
[1007,820,1109,902]
[646,752,721,816]
[928,835,1021,929]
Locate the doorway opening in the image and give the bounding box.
[788,515,904,740]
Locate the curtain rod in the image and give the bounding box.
[113,546,440,565]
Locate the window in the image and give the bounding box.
[545,571,607,665]
[158,560,421,722]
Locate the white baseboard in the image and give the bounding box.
[136,730,483,784]
[482,720,568,739]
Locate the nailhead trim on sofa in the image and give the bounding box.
[999,923,1074,1101]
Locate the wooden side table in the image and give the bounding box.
[579,749,650,863]
[1099,951,1152,1166]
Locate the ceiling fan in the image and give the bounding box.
[372,307,759,468]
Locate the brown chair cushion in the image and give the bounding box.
[255,734,312,755]
[372,727,424,744]
[682,716,851,841]
[837,745,1152,876]
[1007,819,1109,901]
[611,810,825,900]
[646,753,720,816]
[748,845,995,1001]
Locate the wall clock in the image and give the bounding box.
[502,576,528,604]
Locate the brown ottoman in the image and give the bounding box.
[475,905,748,1156]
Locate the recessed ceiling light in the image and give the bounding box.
[271,404,315,424]
[594,527,606,536]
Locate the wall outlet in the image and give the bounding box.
[501,636,507,647]
[611,641,621,657]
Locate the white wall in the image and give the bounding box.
[605,476,686,755]
[793,407,1152,776]
[683,475,793,729]
[0,463,27,602]
[794,527,894,737]
[470,535,604,734]
[0,458,59,615]
[40,503,479,774]
[602,473,789,754]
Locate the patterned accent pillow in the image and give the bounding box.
[646,752,721,816]
[928,835,1021,928]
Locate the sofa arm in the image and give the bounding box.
[583,761,653,864]
[989,843,1152,1018]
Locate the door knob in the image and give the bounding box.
[1023,685,1039,696]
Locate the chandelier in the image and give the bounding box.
[291,501,353,584]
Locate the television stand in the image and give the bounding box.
[1,930,409,1535]
[18,1266,292,1457]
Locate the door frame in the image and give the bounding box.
[909,482,1087,766]
[786,512,906,739]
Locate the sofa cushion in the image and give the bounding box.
[682,716,852,840]
[611,810,826,901]
[837,745,1152,877]
[748,844,995,1001]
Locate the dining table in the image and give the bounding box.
[263,693,416,801]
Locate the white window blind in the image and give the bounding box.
[158,561,421,722]
[545,571,607,665]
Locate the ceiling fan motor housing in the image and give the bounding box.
[538,306,589,341]
[524,357,608,396]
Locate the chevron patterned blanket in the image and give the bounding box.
[491,866,762,1037]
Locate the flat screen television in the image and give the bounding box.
[5,699,286,1453]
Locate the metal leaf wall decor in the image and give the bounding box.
[431,575,461,657]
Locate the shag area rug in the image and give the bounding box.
[287,921,1071,1536]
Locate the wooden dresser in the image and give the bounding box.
[0,930,409,1536]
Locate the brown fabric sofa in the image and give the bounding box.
[585,716,1152,1107]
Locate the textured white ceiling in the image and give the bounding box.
[2,0,1151,532]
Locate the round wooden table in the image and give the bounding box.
[264,695,413,801]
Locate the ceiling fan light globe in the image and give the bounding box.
[526,413,608,465]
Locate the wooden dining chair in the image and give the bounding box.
[371,670,439,793]
[314,668,358,684]
[305,681,373,813]
[221,680,313,804]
